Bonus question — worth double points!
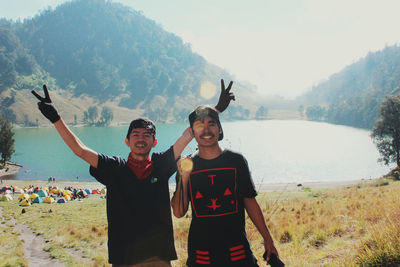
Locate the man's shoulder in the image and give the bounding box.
[151,146,174,161]
[97,153,126,166]
[222,149,245,159]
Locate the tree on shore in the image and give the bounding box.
[98,106,113,126]
[83,106,113,126]
[0,115,15,166]
[371,95,400,169]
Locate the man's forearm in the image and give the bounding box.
[172,127,193,160]
[54,119,98,167]
[171,174,189,217]
[244,198,274,243]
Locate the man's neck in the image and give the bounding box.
[130,152,150,161]
[198,144,223,160]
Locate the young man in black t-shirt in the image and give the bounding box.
[32,80,234,266]
[171,106,280,267]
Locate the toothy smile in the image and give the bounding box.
[200,135,214,139]
[135,143,147,148]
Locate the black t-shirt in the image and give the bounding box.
[184,149,258,266]
[89,146,177,265]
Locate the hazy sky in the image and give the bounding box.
[1,0,400,98]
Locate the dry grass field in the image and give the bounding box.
[0,176,399,266]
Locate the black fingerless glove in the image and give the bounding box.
[31,85,61,123]
[215,79,235,113]
[38,102,60,123]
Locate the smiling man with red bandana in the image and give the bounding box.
[31,84,193,266]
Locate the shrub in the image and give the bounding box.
[279,230,293,243]
[309,231,327,248]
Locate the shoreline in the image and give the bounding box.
[0,162,381,192]
[1,179,105,191]
[254,178,375,192]
[0,178,377,193]
[0,163,22,178]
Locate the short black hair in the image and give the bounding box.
[188,105,223,141]
[126,118,156,139]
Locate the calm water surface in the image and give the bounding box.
[9,120,392,183]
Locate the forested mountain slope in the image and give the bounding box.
[299,45,400,129]
[1,0,261,125]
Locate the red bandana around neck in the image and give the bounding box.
[126,152,154,179]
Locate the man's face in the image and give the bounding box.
[125,128,157,158]
[192,116,220,148]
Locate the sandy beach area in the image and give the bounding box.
[0,179,105,191]
[0,161,379,192]
[254,178,375,192]
[0,176,374,193]
[0,163,104,190]
[0,161,381,193]
[0,162,21,178]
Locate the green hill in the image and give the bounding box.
[0,0,262,126]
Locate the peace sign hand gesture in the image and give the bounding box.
[31,85,60,123]
[215,79,235,113]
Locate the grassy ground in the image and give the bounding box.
[1,177,400,266]
[0,215,27,266]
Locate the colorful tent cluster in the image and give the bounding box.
[0,194,13,201]
[1,186,14,195]
[0,184,107,206]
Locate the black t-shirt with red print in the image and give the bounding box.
[89,146,177,265]
[185,149,258,267]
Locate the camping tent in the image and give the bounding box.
[19,199,31,206]
[0,195,13,201]
[29,193,39,200]
[26,187,34,194]
[100,188,107,194]
[57,198,68,204]
[18,194,30,200]
[84,189,91,194]
[37,189,48,197]
[76,190,87,198]
[50,187,61,194]
[15,188,25,194]
[63,190,73,198]
[44,197,55,203]
[32,196,43,204]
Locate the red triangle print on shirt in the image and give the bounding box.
[195,191,203,199]
[224,188,232,196]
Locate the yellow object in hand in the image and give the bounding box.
[180,157,193,172]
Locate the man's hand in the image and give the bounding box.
[177,157,192,179]
[215,79,235,113]
[31,85,60,123]
[263,239,280,263]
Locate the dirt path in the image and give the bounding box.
[0,207,65,267]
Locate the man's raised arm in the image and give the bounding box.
[32,85,98,168]
[171,158,191,217]
[172,127,193,160]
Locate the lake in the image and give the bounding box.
[9,120,392,183]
